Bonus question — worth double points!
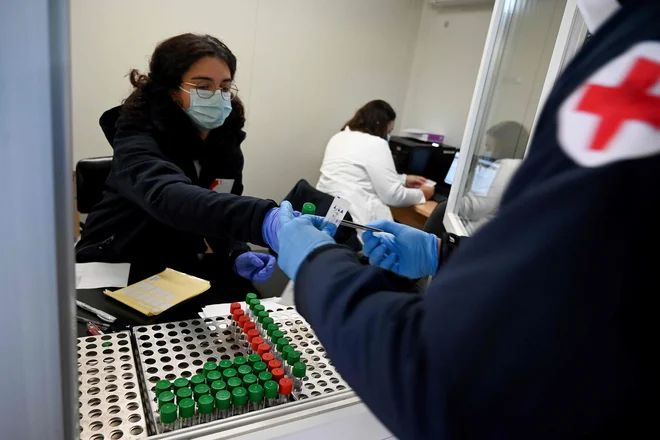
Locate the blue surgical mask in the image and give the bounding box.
[179,87,232,130]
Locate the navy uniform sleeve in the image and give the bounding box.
[295,157,654,439]
[113,122,276,247]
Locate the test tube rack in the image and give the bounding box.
[132,305,350,435]
[77,331,149,440]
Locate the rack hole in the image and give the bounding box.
[130,426,144,436]
[128,414,141,423]
[110,429,124,439]
[108,417,122,427]
[125,392,137,400]
[108,405,121,414]
[89,421,103,431]
[87,387,100,395]
[106,394,119,403]
[88,409,102,418]
[105,384,117,392]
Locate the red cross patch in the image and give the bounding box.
[558,42,660,167]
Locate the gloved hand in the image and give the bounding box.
[277,201,337,280]
[234,252,276,283]
[262,206,301,253]
[362,220,439,279]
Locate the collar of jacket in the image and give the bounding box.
[578,0,645,32]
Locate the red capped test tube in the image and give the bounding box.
[251,337,265,354]
[278,378,292,404]
[257,343,271,357]
[246,329,260,344]
[267,360,282,372]
[261,353,275,365]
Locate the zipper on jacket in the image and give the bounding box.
[76,234,115,254]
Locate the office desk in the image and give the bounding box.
[390,200,438,230]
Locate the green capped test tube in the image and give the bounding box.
[264,380,279,408]
[253,361,267,376]
[248,384,264,412]
[266,323,278,338]
[248,298,260,318]
[203,362,218,378]
[247,353,261,367]
[198,394,215,424]
[227,376,242,392]
[270,330,284,346]
[206,370,222,386]
[190,374,205,389]
[292,362,307,392]
[218,359,233,373]
[176,387,193,404]
[173,377,189,392]
[242,373,258,389]
[155,379,171,397]
[222,368,237,382]
[193,383,210,401]
[301,202,316,215]
[245,292,257,304]
[258,371,273,385]
[232,387,248,416]
[253,305,265,321]
[210,379,227,395]
[233,356,248,369]
[158,391,175,409]
[178,397,195,429]
[281,345,294,363]
[159,402,178,432]
[262,317,275,333]
[276,338,290,360]
[286,350,302,375]
[215,390,231,420]
[237,365,252,379]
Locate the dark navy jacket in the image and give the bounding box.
[76,101,276,278]
[295,3,658,439]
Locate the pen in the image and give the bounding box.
[76,315,109,330]
[339,220,384,233]
[76,300,117,323]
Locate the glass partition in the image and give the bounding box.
[445,0,569,235]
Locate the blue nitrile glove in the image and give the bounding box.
[234,252,276,283]
[277,201,337,280]
[362,220,439,279]
[262,207,301,253]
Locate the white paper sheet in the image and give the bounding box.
[75,262,130,289]
[199,298,288,318]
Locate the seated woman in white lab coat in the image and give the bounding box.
[317,100,433,228]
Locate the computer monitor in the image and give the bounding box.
[444,152,500,196]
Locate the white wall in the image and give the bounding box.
[400,2,493,148]
[70,0,425,201]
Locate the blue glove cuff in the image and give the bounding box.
[262,208,278,249]
[426,233,439,276]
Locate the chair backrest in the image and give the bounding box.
[423,200,448,236]
[76,156,112,213]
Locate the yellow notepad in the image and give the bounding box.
[104,268,211,316]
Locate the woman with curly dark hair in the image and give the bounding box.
[76,34,285,297]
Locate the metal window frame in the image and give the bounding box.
[444,0,585,235]
[444,0,512,236]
